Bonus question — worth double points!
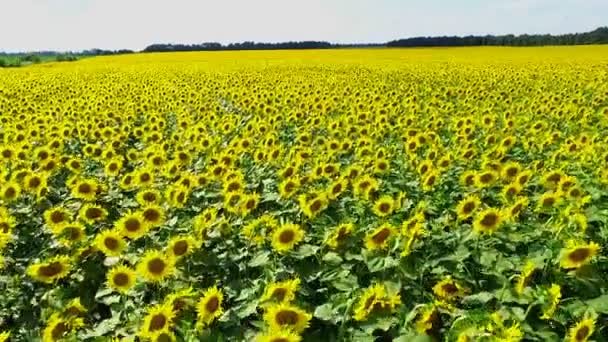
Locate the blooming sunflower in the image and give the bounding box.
[44,207,72,232]
[432,276,463,301]
[139,205,165,228]
[456,194,480,221]
[116,211,149,240]
[71,178,99,201]
[139,303,176,339]
[27,255,72,283]
[260,278,300,304]
[567,317,595,342]
[415,305,440,335]
[324,223,354,249]
[240,193,260,217]
[474,170,497,188]
[1,181,21,202]
[42,313,84,342]
[560,241,600,269]
[515,260,537,295]
[166,235,199,259]
[195,286,224,329]
[107,264,137,294]
[136,189,163,206]
[137,250,175,283]
[63,297,87,317]
[255,329,302,342]
[263,303,311,333]
[541,284,561,319]
[278,178,300,199]
[365,224,397,251]
[353,283,401,321]
[372,195,395,217]
[79,204,108,225]
[473,208,503,234]
[95,230,126,257]
[271,223,304,254]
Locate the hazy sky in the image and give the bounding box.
[1,0,607,52]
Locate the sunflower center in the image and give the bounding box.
[309,199,322,212]
[570,188,581,197]
[465,175,475,186]
[205,296,220,313]
[279,229,295,244]
[29,177,42,188]
[78,183,92,194]
[568,248,591,262]
[86,207,103,219]
[51,322,68,340]
[148,258,166,274]
[575,326,590,340]
[276,310,299,325]
[245,199,256,210]
[140,173,151,182]
[156,332,173,342]
[379,202,391,213]
[511,203,523,215]
[67,227,82,240]
[332,184,342,194]
[463,202,475,214]
[125,218,141,232]
[270,338,290,342]
[50,211,66,224]
[5,187,16,198]
[104,237,120,250]
[480,213,498,227]
[0,222,9,234]
[442,283,458,294]
[143,208,161,222]
[149,314,167,331]
[113,272,129,286]
[480,173,493,183]
[542,197,555,207]
[173,241,189,256]
[372,228,391,244]
[38,262,63,277]
[227,182,241,192]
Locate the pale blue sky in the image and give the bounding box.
[1,0,606,52]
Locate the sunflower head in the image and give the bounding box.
[365,224,397,251]
[372,195,395,217]
[195,286,224,329]
[567,317,595,342]
[263,303,311,333]
[271,223,304,254]
[473,208,503,234]
[560,241,600,269]
[95,230,126,256]
[139,303,176,339]
[107,264,137,294]
[137,250,175,283]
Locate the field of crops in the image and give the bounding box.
[1,46,608,341]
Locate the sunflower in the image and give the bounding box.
[134,168,155,188]
[264,303,311,333]
[365,223,397,251]
[153,331,177,342]
[460,170,476,187]
[107,264,137,294]
[324,223,354,249]
[261,278,300,304]
[278,178,300,199]
[42,313,84,342]
[195,286,224,329]
[372,195,395,217]
[560,241,600,269]
[223,191,243,214]
[27,255,72,283]
[44,207,72,232]
[166,235,199,259]
[515,170,532,186]
[567,317,595,342]
[0,331,9,342]
[137,250,175,283]
[515,260,537,295]
[353,283,401,321]
[415,305,440,335]
[326,178,348,200]
[71,178,99,201]
[536,191,562,212]
[473,208,503,234]
[456,194,480,220]
[55,223,86,245]
[474,170,497,188]
[165,287,197,312]
[136,189,162,206]
[541,284,561,319]
[299,193,328,219]
[63,297,87,317]
[501,162,521,181]
[506,197,529,221]
[353,175,379,200]
[432,276,463,301]
[501,182,523,201]
[139,303,176,339]
[116,211,149,240]
[24,172,47,193]
[104,158,123,177]
[167,185,190,208]
[373,158,390,174]
[255,329,302,342]
[271,223,304,254]
[119,173,136,190]
[240,193,260,217]
[1,181,21,202]
[78,204,108,225]
[139,205,165,228]
[95,230,126,256]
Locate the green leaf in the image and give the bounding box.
[586,294,608,314]
[314,303,335,321]
[322,252,343,265]
[462,291,495,305]
[332,274,358,292]
[292,244,319,259]
[248,251,270,267]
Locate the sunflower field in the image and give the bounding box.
[0,46,608,342]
